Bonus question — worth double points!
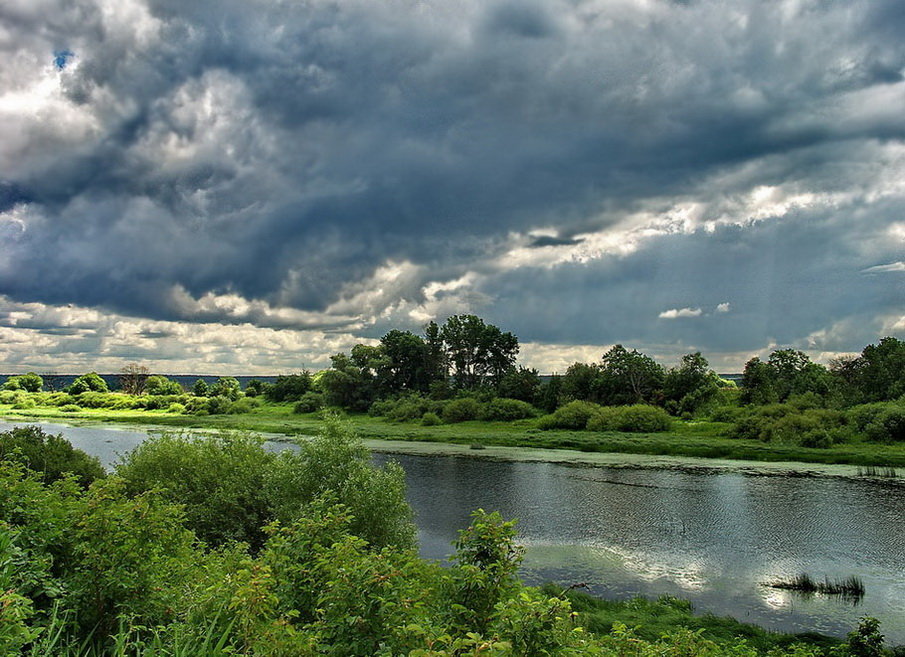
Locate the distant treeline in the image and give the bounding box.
[2,315,903,446]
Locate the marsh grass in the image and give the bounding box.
[768,574,865,601]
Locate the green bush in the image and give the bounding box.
[166,402,186,414]
[293,391,324,414]
[12,397,36,410]
[206,395,233,415]
[144,375,183,396]
[609,405,673,432]
[538,400,602,430]
[1,372,43,393]
[0,426,104,485]
[59,404,81,413]
[0,390,25,405]
[864,406,905,442]
[421,411,442,426]
[229,397,261,414]
[442,397,483,423]
[480,398,537,422]
[67,372,109,395]
[74,392,121,409]
[210,377,242,401]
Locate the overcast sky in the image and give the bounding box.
[1,0,903,374]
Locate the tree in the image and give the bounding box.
[264,373,312,403]
[497,367,541,404]
[439,315,519,389]
[1,372,43,393]
[379,330,431,394]
[191,378,209,396]
[210,376,242,401]
[67,372,109,395]
[144,375,183,396]
[319,353,376,411]
[741,350,833,405]
[853,337,905,402]
[599,345,664,405]
[663,352,721,415]
[561,362,603,404]
[0,426,104,486]
[117,363,149,395]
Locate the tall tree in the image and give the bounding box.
[599,345,664,405]
[118,363,150,395]
[438,315,519,389]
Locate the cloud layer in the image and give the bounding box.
[1,0,903,372]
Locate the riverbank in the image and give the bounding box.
[3,403,905,468]
[3,410,904,478]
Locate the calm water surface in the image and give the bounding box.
[4,421,904,643]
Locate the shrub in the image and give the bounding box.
[293,392,324,414]
[12,398,36,410]
[210,377,242,401]
[74,392,119,409]
[480,398,537,422]
[442,397,483,423]
[612,405,673,432]
[166,403,186,414]
[264,373,313,403]
[1,372,43,393]
[206,395,233,415]
[538,400,602,430]
[421,411,442,426]
[59,404,81,413]
[864,406,905,442]
[229,397,260,414]
[585,406,622,432]
[0,390,27,405]
[67,372,109,395]
[145,375,183,396]
[0,426,104,485]
[191,379,209,396]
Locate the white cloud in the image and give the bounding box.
[658,307,703,319]
[716,302,731,313]
[860,261,905,273]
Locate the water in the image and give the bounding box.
[3,420,904,643]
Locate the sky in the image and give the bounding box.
[0,0,903,375]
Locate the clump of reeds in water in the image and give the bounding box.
[768,573,865,601]
[856,465,898,478]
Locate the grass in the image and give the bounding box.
[544,585,843,653]
[3,401,905,467]
[767,574,865,600]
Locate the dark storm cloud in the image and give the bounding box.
[0,0,903,363]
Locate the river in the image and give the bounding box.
[2,420,904,643]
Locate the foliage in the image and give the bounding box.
[846,617,884,657]
[741,351,834,406]
[422,411,442,426]
[442,397,483,423]
[480,398,538,422]
[2,372,43,393]
[264,373,313,403]
[497,367,542,404]
[598,345,665,405]
[538,400,603,430]
[117,431,277,550]
[439,315,520,389]
[586,404,673,433]
[191,378,209,396]
[293,391,325,414]
[144,375,184,396]
[66,373,109,395]
[210,377,242,401]
[0,426,104,486]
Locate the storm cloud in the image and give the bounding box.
[0,0,903,372]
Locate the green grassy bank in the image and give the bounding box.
[3,400,905,468]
